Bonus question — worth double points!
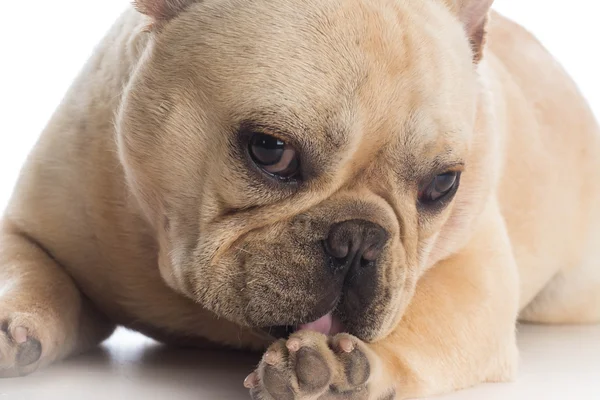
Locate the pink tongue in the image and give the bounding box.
[297,313,343,335]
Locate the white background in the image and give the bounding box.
[1,1,599,211]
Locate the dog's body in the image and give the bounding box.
[1,0,599,398]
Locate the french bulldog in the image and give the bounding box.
[1,0,599,398]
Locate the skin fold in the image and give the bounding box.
[1,0,599,398]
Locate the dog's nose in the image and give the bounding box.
[324,220,388,272]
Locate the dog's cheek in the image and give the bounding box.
[187,250,256,324]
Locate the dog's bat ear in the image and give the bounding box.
[133,0,197,24]
[443,0,494,63]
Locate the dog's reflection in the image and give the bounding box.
[57,332,261,397]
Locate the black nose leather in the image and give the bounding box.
[324,220,388,272]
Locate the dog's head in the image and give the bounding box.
[117,0,498,342]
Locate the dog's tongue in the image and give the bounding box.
[297,313,343,335]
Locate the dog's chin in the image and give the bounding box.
[263,312,346,340]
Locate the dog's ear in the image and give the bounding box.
[133,0,197,23]
[443,0,494,63]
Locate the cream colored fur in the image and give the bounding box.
[1,0,599,399]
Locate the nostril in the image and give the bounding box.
[327,254,348,272]
[360,258,375,268]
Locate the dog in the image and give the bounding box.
[1,0,599,398]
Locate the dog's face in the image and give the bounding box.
[117,0,497,342]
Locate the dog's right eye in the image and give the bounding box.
[249,133,300,180]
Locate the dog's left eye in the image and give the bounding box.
[249,133,300,179]
[418,171,461,205]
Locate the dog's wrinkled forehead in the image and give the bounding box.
[154,1,370,144]
[149,0,477,152]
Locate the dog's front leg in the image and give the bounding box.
[0,220,115,377]
[246,202,519,399]
[367,202,520,399]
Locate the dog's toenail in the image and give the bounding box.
[264,351,278,365]
[338,337,354,353]
[286,338,301,352]
[13,327,28,344]
[244,372,259,388]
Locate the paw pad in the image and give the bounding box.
[247,332,372,399]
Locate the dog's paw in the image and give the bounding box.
[245,331,373,400]
[0,313,43,378]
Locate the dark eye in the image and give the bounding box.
[418,171,461,205]
[249,133,300,179]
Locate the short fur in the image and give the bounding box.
[1,0,599,398]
